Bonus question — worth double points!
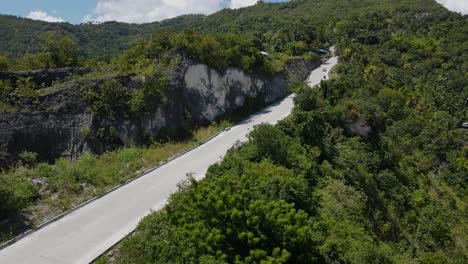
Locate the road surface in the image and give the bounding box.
[0,55,338,264]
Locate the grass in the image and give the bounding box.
[328,64,340,80]
[0,120,231,242]
[142,123,228,166]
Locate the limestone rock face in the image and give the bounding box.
[183,64,286,122]
[0,55,319,168]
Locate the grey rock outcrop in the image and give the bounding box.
[0,55,319,168]
[283,57,322,84]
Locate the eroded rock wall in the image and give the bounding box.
[0,56,319,167]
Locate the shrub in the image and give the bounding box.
[130,77,167,113]
[82,79,129,117]
[0,173,37,218]
[15,77,37,97]
[80,127,92,140]
[19,151,38,168]
[0,80,13,99]
[0,55,9,72]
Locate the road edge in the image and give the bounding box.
[0,94,295,253]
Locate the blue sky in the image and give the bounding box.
[0,0,97,23]
[0,0,285,24]
[0,0,465,24]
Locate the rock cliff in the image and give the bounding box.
[0,56,320,168]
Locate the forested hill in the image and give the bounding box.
[0,14,204,59]
[0,0,457,60]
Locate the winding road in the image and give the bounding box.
[0,54,338,264]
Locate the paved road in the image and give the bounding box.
[0,55,338,264]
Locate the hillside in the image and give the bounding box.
[0,14,204,59]
[0,0,453,62]
[0,0,466,263]
[102,0,466,263]
[0,20,322,243]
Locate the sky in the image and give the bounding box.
[0,0,466,24]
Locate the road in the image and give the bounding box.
[0,55,338,264]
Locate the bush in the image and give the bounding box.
[130,77,167,113]
[0,173,37,218]
[0,80,13,99]
[19,151,37,168]
[0,55,9,71]
[80,127,92,140]
[15,77,37,97]
[82,79,129,117]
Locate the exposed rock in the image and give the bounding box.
[283,57,322,84]
[0,55,320,168]
[30,178,46,186]
[347,117,372,138]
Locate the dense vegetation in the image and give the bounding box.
[0,0,348,69]
[0,14,203,59]
[105,0,467,263]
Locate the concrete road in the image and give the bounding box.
[0,55,338,264]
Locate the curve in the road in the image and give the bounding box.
[0,55,338,264]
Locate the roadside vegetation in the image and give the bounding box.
[0,121,230,243]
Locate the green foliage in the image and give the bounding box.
[129,77,167,113]
[15,53,50,70]
[80,127,92,140]
[19,151,37,168]
[43,31,80,68]
[117,31,273,74]
[112,1,467,263]
[82,76,169,118]
[285,41,308,56]
[82,79,130,117]
[0,172,37,218]
[0,55,8,71]
[117,160,317,263]
[15,77,37,97]
[0,80,13,98]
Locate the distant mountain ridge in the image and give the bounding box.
[0,0,454,60]
[0,14,205,59]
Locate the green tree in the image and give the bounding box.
[130,77,167,113]
[44,32,79,68]
[82,79,129,117]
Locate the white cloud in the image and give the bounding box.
[27,10,64,23]
[84,0,225,24]
[230,0,258,9]
[436,0,468,14]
